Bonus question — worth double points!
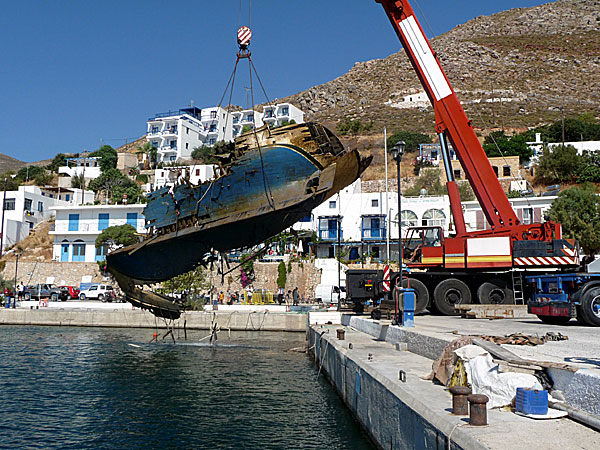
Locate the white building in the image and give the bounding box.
[527,132,600,162]
[293,179,556,261]
[151,165,215,190]
[50,204,146,263]
[58,156,102,188]
[418,143,457,166]
[1,186,94,252]
[146,103,304,161]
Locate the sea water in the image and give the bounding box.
[0,326,374,449]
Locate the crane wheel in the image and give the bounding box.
[578,287,600,327]
[402,278,429,314]
[477,279,514,305]
[433,278,471,316]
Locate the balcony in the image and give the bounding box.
[147,129,161,137]
[318,229,343,241]
[361,227,386,240]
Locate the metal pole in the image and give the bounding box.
[13,252,18,309]
[337,211,341,311]
[0,178,7,257]
[384,127,390,262]
[396,157,402,323]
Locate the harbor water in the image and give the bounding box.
[0,326,374,449]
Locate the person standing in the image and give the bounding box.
[292,287,299,306]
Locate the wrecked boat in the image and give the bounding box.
[106,122,371,318]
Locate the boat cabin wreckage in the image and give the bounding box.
[107,122,372,318]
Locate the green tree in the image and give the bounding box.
[15,165,45,183]
[34,170,53,186]
[162,265,210,301]
[191,146,217,163]
[88,168,145,203]
[96,224,138,249]
[241,125,253,134]
[46,153,67,173]
[386,130,432,153]
[483,132,533,163]
[71,174,84,189]
[576,151,600,183]
[403,168,445,196]
[0,174,20,191]
[137,142,158,169]
[457,181,475,201]
[337,117,374,136]
[548,184,600,256]
[90,145,118,172]
[277,261,287,289]
[534,144,580,184]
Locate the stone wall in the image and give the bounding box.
[207,261,322,300]
[1,260,105,286]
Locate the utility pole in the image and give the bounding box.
[0,178,7,258]
[243,87,250,110]
[337,193,341,310]
[81,152,86,205]
[384,127,390,262]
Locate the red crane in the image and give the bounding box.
[374,0,579,314]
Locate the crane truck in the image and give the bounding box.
[353,0,600,326]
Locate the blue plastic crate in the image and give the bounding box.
[516,388,548,415]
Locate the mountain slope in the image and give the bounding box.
[281,0,600,132]
[0,153,26,173]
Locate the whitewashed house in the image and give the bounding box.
[50,204,146,263]
[58,156,102,188]
[1,186,93,252]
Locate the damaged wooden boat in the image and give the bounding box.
[106,122,371,318]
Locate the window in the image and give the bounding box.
[186,127,189,134]
[209,124,217,132]
[372,246,380,258]
[68,214,79,231]
[422,209,446,227]
[503,166,511,177]
[65,194,70,202]
[151,126,159,133]
[328,246,335,258]
[170,140,176,148]
[453,169,461,179]
[3,199,15,211]
[400,210,418,228]
[37,202,43,212]
[209,138,216,145]
[281,107,289,116]
[95,244,108,262]
[246,114,254,122]
[299,213,312,223]
[492,166,499,177]
[127,213,138,228]
[72,240,86,262]
[185,143,189,150]
[210,111,217,119]
[329,201,336,209]
[371,199,379,207]
[170,156,176,161]
[24,199,32,211]
[27,222,34,229]
[98,213,109,231]
[152,141,158,147]
[522,208,533,225]
[195,169,200,176]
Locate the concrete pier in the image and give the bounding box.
[0,304,306,331]
[309,321,600,450]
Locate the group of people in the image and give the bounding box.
[277,287,300,305]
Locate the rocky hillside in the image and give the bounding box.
[0,153,26,173]
[281,0,600,133]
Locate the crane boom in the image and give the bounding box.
[376,0,519,231]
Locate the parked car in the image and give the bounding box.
[314,284,346,306]
[79,284,115,302]
[58,285,80,300]
[23,284,64,301]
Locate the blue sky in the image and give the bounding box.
[0,0,550,163]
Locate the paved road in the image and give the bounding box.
[413,314,600,371]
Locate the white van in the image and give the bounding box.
[314,284,346,306]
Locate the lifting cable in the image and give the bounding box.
[216,0,276,210]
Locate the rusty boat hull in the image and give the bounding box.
[107,123,371,286]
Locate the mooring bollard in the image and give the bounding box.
[449,386,471,415]
[336,329,345,340]
[468,394,489,426]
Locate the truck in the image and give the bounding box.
[342,1,595,325]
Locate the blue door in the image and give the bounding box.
[61,244,69,262]
[68,214,79,231]
[98,213,109,231]
[95,245,107,262]
[371,218,381,238]
[328,219,338,239]
[72,242,86,262]
[126,213,138,228]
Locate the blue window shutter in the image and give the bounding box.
[68,214,79,231]
[126,213,137,228]
[98,213,109,231]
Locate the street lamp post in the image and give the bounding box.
[13,248,22,308]
[390,140,406,324]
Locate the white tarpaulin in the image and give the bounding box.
[454,345,542,408]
